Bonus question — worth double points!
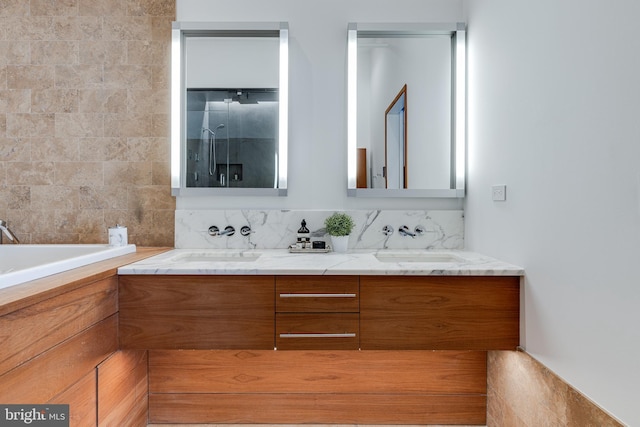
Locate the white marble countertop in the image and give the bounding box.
[118,249,524,276]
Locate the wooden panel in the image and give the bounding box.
[0,315,118,403]
[276,314,359,350]
[0,247,170,317]
[97,350,148,427]
[0,276,118,375]
[360,275,520,350]
[119,275,275,349]
[49,370,97,427]
[149,350,486,394]
[276,275,359,313]
[149,392,486,425]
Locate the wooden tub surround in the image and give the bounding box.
[119,274,520,425]
[0,248,168,427]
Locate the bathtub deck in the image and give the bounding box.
[0,247,170,316]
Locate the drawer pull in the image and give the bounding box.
[279,333,357,338]
[279,293,357,298]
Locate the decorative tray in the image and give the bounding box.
[288,244,332,253]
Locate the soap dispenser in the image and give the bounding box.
[297,219,311,249]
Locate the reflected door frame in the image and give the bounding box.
[384,84,407,189]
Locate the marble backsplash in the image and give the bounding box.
[175,209,464,250]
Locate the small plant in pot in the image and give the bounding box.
[324,212,354,253]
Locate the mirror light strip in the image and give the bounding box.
[347,24,358,190]
[278,22,289,190]
[170,24,182,194]
[455,25,466,192]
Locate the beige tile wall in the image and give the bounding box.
[487,350,624,426]
[0,0,175,246]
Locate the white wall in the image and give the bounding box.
[464,0,640,424]
[176,0,464,210]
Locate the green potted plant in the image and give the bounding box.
[324,212,354,252]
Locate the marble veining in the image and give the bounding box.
[118,249,524,276]
[175,209,464,250]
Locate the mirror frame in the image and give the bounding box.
[347,22,466,198]
[171,21,289,196]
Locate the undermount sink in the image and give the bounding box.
[171,253,261,263]
[375,252,465,263]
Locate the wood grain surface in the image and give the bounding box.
[97,350,148,427]
[0,315,118,403]
[360,275,520,350]
[276,275,359,312]
[148,349,486,424]
[276,313,359,349]
[0,276,117,375]
[149,392,487,425]
[119,275,275,349]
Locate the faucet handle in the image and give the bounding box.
[0,219,20,244]
[240,226,254,236]
[399,225,416,238]
[382,225,394,236]
[208,225,220,236]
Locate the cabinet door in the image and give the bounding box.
[360,276,519,350]
[119,275,275,349]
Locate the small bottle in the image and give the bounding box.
[297,219,311,249]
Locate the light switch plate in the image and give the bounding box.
[492,185,506,201]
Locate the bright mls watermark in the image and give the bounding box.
[0,405,69,426]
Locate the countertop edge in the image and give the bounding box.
[117,249,525,277]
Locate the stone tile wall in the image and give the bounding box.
[488,350,624,426]
[0,0,175,245]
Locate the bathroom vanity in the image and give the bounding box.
[118,249,522,425]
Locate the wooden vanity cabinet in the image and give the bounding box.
[139,273,519,425]
[360,275,520,350]
[275,276,359,350]
[119,275,275,349]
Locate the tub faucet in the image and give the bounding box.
[0,220,20,244]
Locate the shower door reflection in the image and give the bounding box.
[186,88,279,188]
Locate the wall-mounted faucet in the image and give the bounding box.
[398,225,426,238]
[0,220,20,244]
[398,225,416,238]
[208,225,235,237]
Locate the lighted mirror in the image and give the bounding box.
[347,22,466,197]
[171,22,288,196]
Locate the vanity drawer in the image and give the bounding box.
[276,276,359,313]
[276,313,359,350]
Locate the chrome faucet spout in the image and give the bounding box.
[0,219,20,244]
[219,226,235,236]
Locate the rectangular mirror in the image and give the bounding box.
[347,22,466,198]
[171,22,289,196]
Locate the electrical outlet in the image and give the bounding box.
[492,185,506,201]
